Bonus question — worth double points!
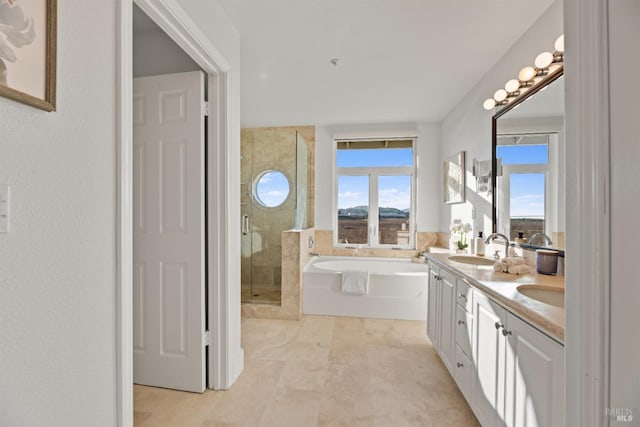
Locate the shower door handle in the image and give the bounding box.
[241,214,249,235]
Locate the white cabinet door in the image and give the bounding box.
[473,290,507,427]
[504,313,565,427]
[133,71,206,393]
[426,265,440,345]
[439,269,456,370]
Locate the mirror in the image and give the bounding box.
[492,68,565,250]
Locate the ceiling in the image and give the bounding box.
[135,1,555,126]
[218,0,555,127]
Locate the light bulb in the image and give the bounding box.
[535,52,554,69]
[483,98,496,110]
[554,35,564,53]
[505,79,520,93]
[518,66,536,82]
[494,89,507,102]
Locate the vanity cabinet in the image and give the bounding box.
[472,290,565,427]
[452,279,475,398]
[426,260,565,427]
[426,263,456,370]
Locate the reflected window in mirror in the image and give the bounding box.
[496,134,552,241]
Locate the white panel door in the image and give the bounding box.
[133,71,206,393]
[473,291,507,427]
[504,313,565,427]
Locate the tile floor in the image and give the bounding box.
[134,315,479,426]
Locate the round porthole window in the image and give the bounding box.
[253,170,290,208]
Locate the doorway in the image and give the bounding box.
[117,1,240,424]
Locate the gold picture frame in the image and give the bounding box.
[0,0,57,111]
[444,151,465,204]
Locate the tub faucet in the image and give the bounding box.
[528,233,553,246]
[309,252,320,258]
[485,233,510,259]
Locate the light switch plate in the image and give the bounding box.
[0,184,10,233]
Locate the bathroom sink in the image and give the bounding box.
[448,255,496,266]
[517,285,565,308]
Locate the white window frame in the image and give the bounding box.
[496,133,557,240]
[333,138,416,249]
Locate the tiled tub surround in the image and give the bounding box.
[242,229,315,320]
[426,252,565,343]
[313,230,449,258]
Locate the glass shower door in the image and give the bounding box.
[241,128,303,304]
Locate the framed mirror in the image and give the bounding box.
[492,67,565,250]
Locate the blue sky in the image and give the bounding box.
[337,148,412,210]
[255,171,289,207]
[497,144,548,217]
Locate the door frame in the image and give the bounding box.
[116,0,237,425]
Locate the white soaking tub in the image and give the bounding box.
[303,256,428,321]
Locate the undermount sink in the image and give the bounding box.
[517,285,565,308]
[448,255,496,266]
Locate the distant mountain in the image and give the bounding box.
[379,207,410,218]
[338,206,409,219]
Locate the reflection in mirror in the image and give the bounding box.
[492,69,565,250]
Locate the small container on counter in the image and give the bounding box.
[474,231,485,256]
[536,249,559,275]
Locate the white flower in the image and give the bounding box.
[0,1,35,63]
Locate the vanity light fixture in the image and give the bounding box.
[505,79,521,94]
[535,52,554,69]
[483,34,564,111]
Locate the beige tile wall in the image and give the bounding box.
[314,230,448,258]
[241,126,316,309]
[242,229,314,320]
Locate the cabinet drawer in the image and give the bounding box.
[456,280,473,312]
[452,344,473,397]
[455,304,473,358]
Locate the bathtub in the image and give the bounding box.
[303,256,428,321]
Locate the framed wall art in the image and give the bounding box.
[0,0,56,111]
[443,151,465,204]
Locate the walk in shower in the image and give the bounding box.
[241,127,313,304]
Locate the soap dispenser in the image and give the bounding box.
[515,232,527,245]
[475,231,485,256]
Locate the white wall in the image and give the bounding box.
[133,29,201,77]
[0,1,118,425]
[0,0,242,425]
[609,0,640,416]
[439,1,562,235]
[314,122,441,232]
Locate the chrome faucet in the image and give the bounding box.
[309,252,320,257]
[528,233,553,246]
[485,233,510,259]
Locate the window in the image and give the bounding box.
[254,170,290,208]
[496,134,550,240]
[335,139,415,248]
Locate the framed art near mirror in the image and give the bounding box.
[0,0,57,111]
[444,151,465,204]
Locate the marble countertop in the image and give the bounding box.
[425,252,565,344]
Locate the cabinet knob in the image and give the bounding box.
[502,329,512,336]
[456,362,464,368]
[495,321,503,330]
[458,293,467,299]
[458,320,465,325]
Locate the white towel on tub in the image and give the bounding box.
[341,270,369,295]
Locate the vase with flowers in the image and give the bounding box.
[450,219,472,253]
